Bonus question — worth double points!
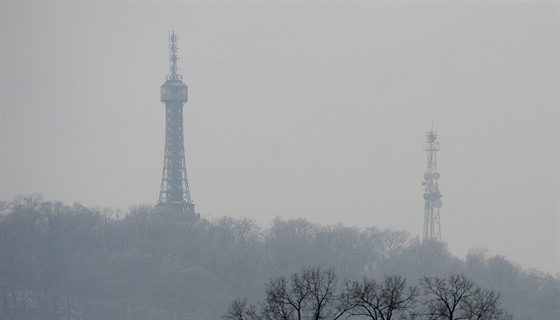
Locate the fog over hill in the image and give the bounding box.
[1,196,558,319]
[1,7,558,320]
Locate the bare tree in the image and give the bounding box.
[419,273,510,320]
[346,275,418,320]
[225,267,349,320]
[463,289,512,320]
[225,298,262,320]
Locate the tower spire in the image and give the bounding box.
[423,129,442,240]
[157,31,196,216]
[167,31,182,81]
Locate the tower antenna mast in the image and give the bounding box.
[423,130,442,240]
[167,31,181,81]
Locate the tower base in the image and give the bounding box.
[155,201,199,219]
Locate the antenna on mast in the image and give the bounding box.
[167,31,182,81]
[423,128,442,241]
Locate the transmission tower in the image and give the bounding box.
[156,31,196,216]
[422,130,442,241]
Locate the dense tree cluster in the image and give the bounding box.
[1,195,558,319]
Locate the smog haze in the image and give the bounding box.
[1,2,558,275]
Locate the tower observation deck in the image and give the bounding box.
[156,31,195,215]
[422,130,442,240]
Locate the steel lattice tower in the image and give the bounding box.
[423,130,442,240]
[156,31,195,215]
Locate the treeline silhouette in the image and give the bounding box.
[0,195,558,319]
[226,268,510,320]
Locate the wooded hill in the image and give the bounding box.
[1,195,558,319]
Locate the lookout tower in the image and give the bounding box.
[156,31,195,215]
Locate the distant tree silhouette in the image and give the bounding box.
[225,267,349,320]
[346,275,418,320]
[419,273,511,320]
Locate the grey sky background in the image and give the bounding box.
[1,2,558,274]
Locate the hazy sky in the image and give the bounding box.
[1,2,558,274]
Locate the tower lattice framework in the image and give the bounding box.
[423,130,442,240]
[157,31,195,215]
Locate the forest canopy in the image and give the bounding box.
[1,195,558,319]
